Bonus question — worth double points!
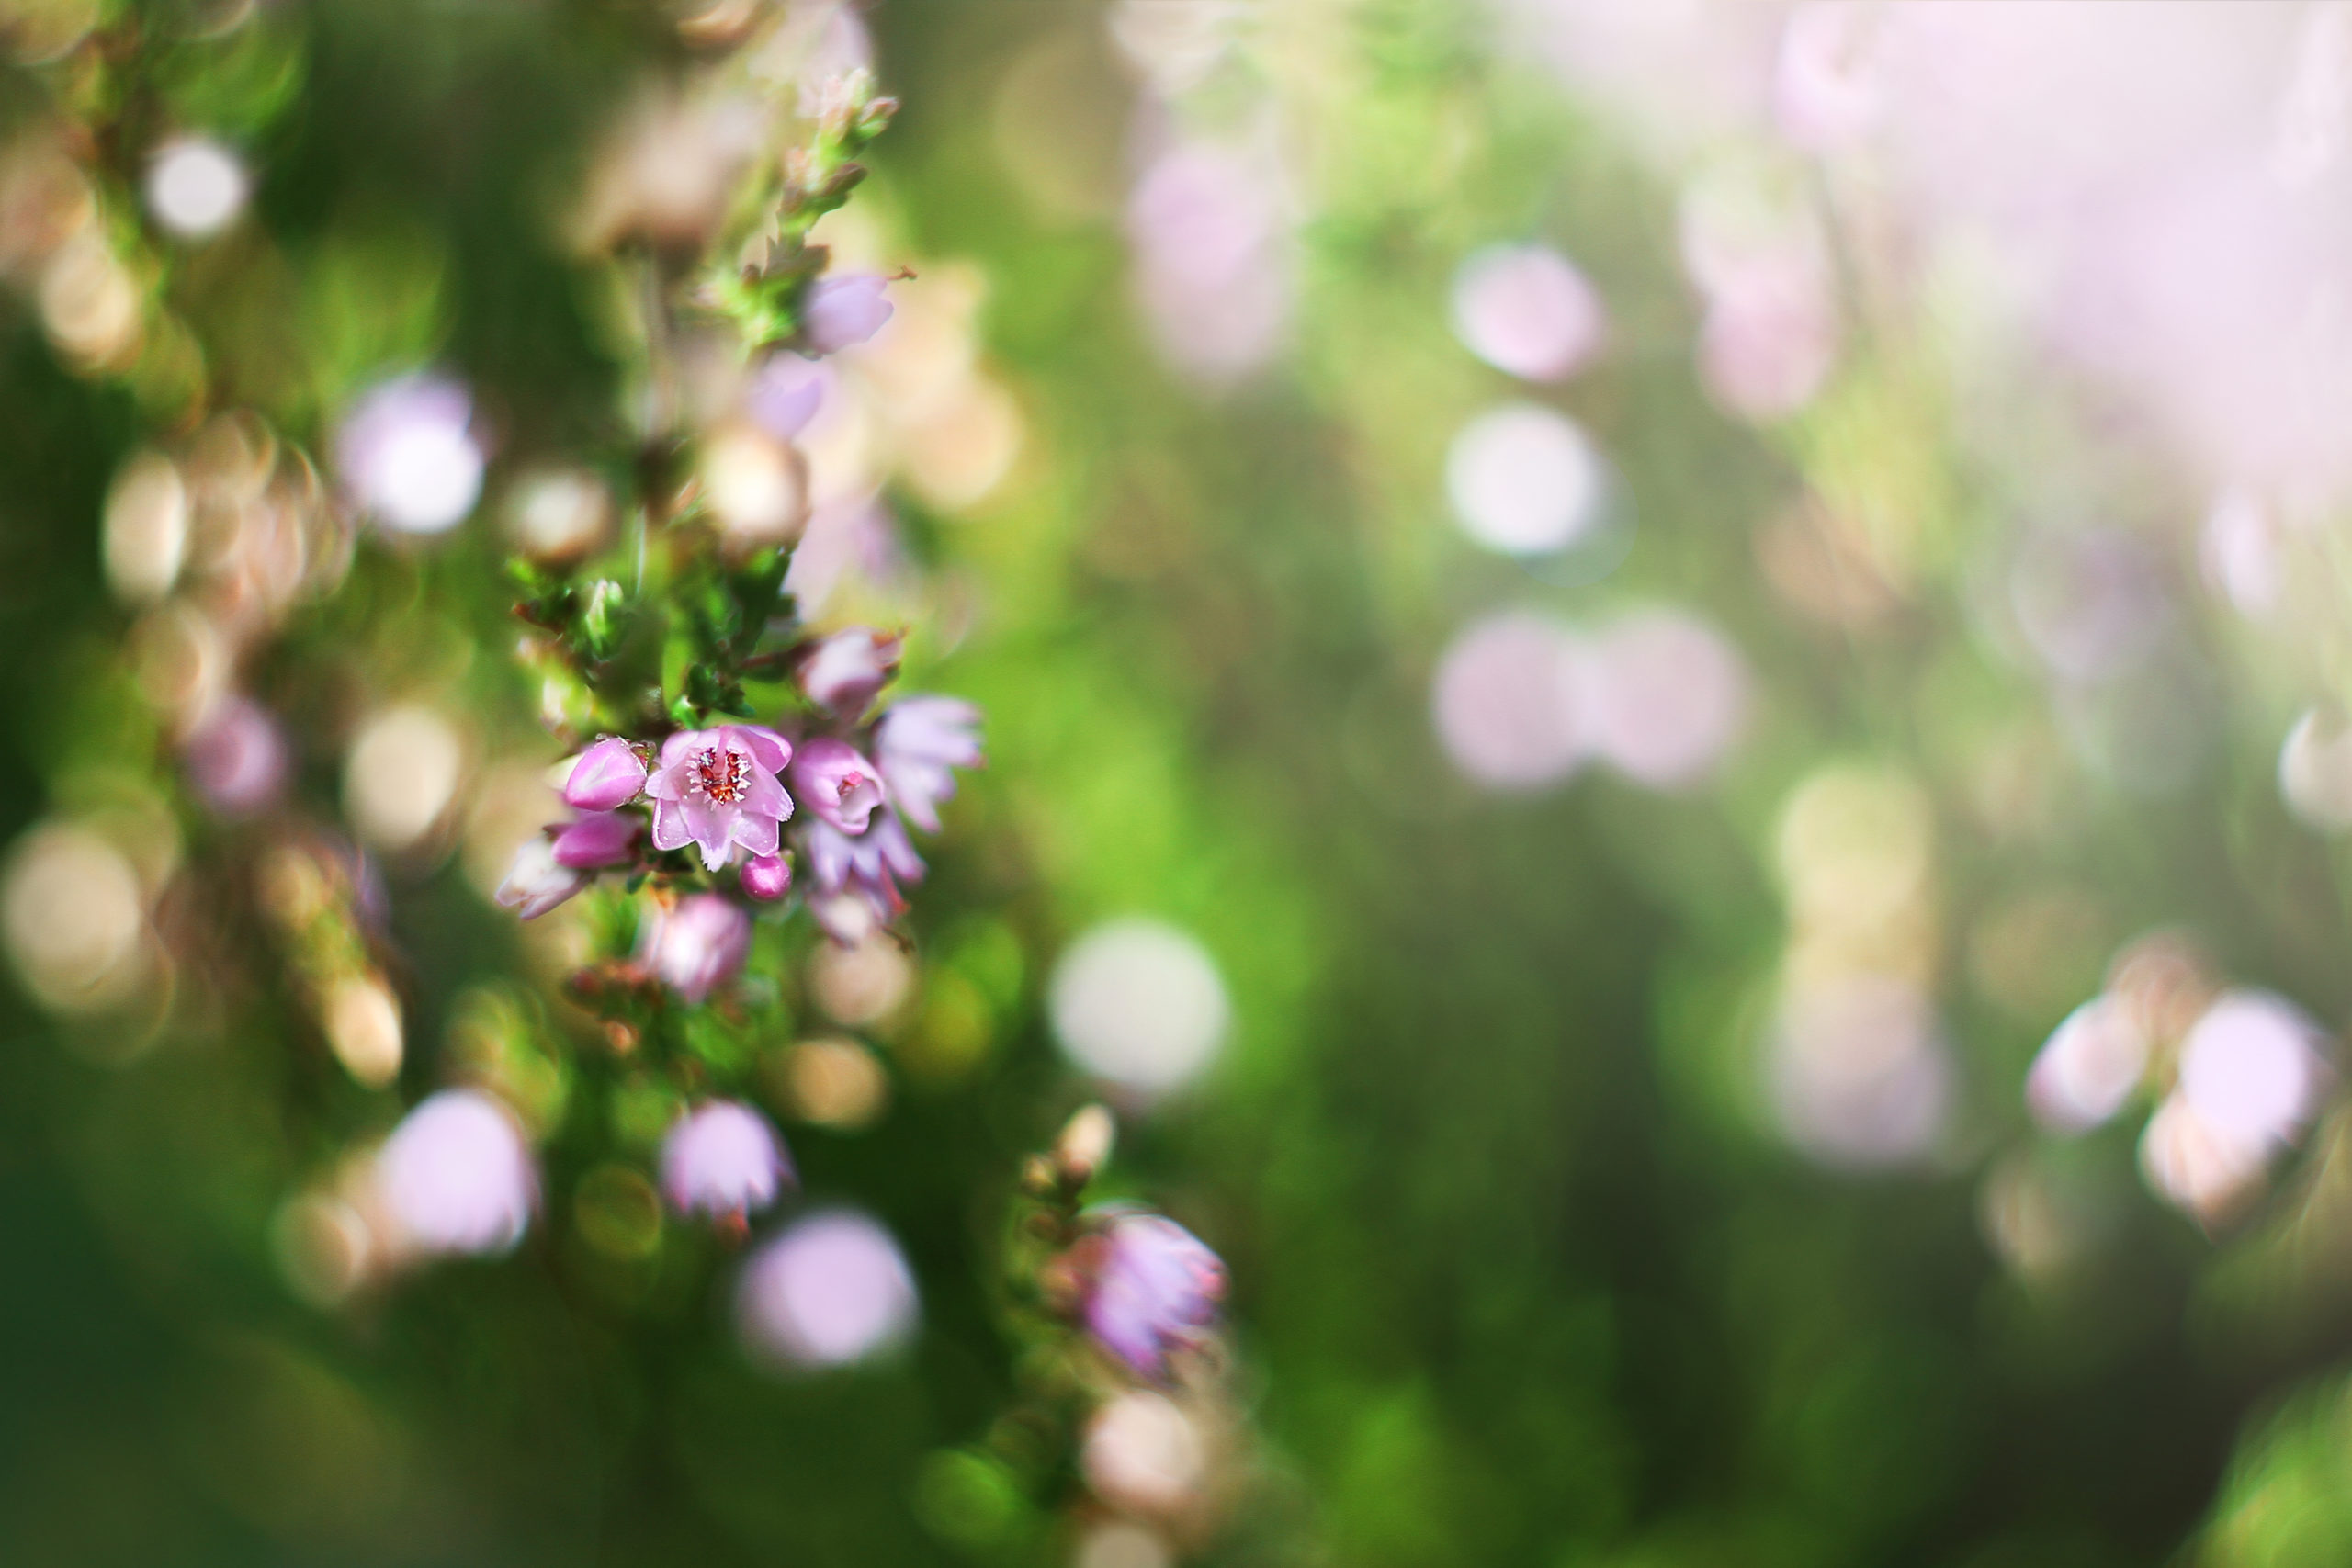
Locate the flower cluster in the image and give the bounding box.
[495,622,982,992]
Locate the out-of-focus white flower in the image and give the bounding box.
[1450,244,1607,382]
[1,822,151,1014]
[494,834,587,920]
[144,135,248,240]
[375,1089,537,1256]
[1445,403,1609,557]
[504,468,612,563]
[1051,919,1228,1098]
[1082,1390,1206,1516]
[2199,488,2284,617]
[2139,1091,2267,1224]
[2278,707,2352,832]
[2175,990,2329,1161]
[102,450,187,603]
[737,1209,920,1370]
[336,375,485,535]
[344,704,466,852]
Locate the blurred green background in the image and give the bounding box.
[9,2,2352,1565]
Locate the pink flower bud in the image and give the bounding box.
[801,274,893,355]
[551,809,639,869]
[563,737,649,811]
[741,852,793,901]
[494,836,588,919]
[789,737,885,834]
[798,626,902,718]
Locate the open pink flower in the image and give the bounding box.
[640,892,753,1003]
[789,737,885,834]
[875,695,982,834]
[661,1100,795,1218]
[802,811,922,942]
[645,725,792,871]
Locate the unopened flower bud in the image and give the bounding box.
[494,835,588,919]
[798,626,901,718]
[801,273,892,355]
[564,737,649,810]
[1055,1103,1116,1185]
[552,809,639,869]
[741,852,793,901]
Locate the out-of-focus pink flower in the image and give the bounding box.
[1584,608,1750,789]
[639,892,752,1004]
[1081,1211,1226,1382]
[741,852,793,902]
[335,373,486,536]
[1125,139,1293,385]
[1773,3,1884,152]
[376,1089,537,1256]
[494,835,588,920]
[1679,177,1839,421]
[802,812,922,942]
[563,737,649,811]
[743,352,827,440]
[801,274,893,355]
[1430,612,1591,791]
[183,694,288,817]
[1450,243,1607,382]
[661,1099,795,1218]
[788,737,885,834]
[874,695,983,833]
[737,1208,920,1369]
[551,809,639,869]
[2026,995,2149,1134]
[2176,989,2330,1160]
[798,627,902,719]
[646,725,793,871]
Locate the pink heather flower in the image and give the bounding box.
[802,812,922,942]
[736,1209,920,1370]
[495,835,588,919]
[563,737,649,811]
[376,1089,537,1256]
[801,274,893,355]
[874,695,982,834]
[798,627,903,719]
[183,694,288,817]
[788,737,885,834]
[640,892,752,1003]
[1080,1211,1226,1382]
[646,725,792,871]
[741,852,793,901]
[743,353,827,440]
[661,1100,795,1218]
[551,809,639,869]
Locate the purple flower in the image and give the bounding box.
[875,695,983,834]
[376,1089,537,1256]
[802,811,923,942]
[1081,1212,1226,1381]
[494,835,588,919]
[640,892,752,1003]
[800,274,893,355]
[797,627,902,719]
[662,1099,795,1218]
[743,353,827,440]
[551,809,639,869]
[741,852,793,902]
[645,725,793,871]
[183,694,288,817]
[788,737,885,834]
[564,737,649,811]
